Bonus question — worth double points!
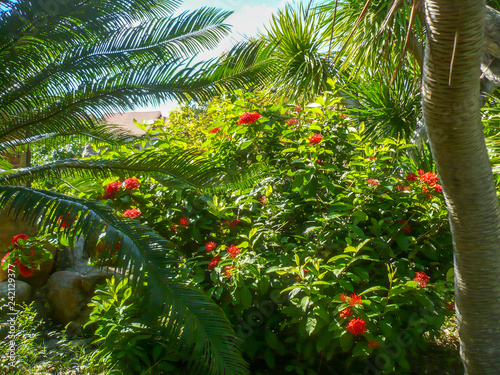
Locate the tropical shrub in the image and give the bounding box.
[67,90,456,374]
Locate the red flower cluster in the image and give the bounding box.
[124,177,140,190]
[179,216,189,226]
[227,245,240,258]
[346,318,367,336]
[418,170,439,184]
[259,196,266,205]
[339,307,352,318]
[11,234,29,248]
[404,171,443,197]
[396,185,411,192]
[287,118,299,126]
[105,181,121,199]
[205,241,216,252]
[208,255,221,270]
[348,293,363,306]
[308,133,323,144]
[210,126,221,134]
[368,340,379,348]
[238,112,262,125]
[294,106,302,113]
[123,208,141,218]
[340,293,348,303]
[224,265,233,278]
[367,178,380,186]
[221,219,241,229]
[406,173,418,182]
[2,235,36,278]
[397,219,411,234]
[414,271,430,288]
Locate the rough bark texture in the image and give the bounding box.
[422,1,500,373]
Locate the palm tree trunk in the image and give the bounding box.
[422,0,500,373]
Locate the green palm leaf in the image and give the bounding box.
[0,149,264,191]
[0,186,249,375]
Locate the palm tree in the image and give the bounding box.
[421,1,500,372]
[0,0,279,373]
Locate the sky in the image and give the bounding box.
[139,0,292,115]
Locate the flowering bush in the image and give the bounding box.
[1,234,53,278]
[67,90,455,373]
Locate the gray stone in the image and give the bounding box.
[0,280,31,307]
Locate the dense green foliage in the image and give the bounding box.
[59,90,458,374]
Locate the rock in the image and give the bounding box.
[0,280,32,308]
[46,269,113,325]
[57,236,93,273]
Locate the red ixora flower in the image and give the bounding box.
[227,245,240,258]
[367,178,380,186]
[287,118,299,126]
[238,112,262,125]
[294,106,302,113]
[1,251,36,278]
[308,133,323,144]
[419,170,439,184]
[346,318,368,336]
[431,183,443,193]
[123,208,141,218]
[179,216,189,226]
[348,293,363,306]
[259,196,266,205]
[222,219,241,228]
[414,271,430,288]
[396,185,411,192]
[104,181,122,199]
[124,177,140,190]
[210,126,221,134]
[339,308,352,319]
[208,255,222,270]
[368,340,379,348]
[397,220,411,234]
[406,173,418,182]
[224,265,233,278]
[11,234,29,248]
[340,293,348,303]
[205,241,216,252]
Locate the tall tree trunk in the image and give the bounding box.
[422,0,500,373]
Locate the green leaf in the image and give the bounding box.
[241,287,252,310]
[339,330,354,351]
[360,286,388,295]
[305,316,317,335]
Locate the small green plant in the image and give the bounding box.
[85,277,185,374]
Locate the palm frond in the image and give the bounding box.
[261,3,333,102]
[0,149,265,192]
[319,0,424,79]
[0,124,136,155]
[0,186,249,375]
